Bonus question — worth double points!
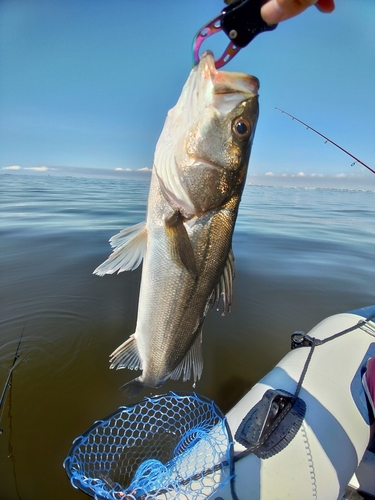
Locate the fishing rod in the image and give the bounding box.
[0,326,25,434]
[275,107,375,175]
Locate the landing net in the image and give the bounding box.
[63,392,233,499]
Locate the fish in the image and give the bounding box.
[94,51,259,397]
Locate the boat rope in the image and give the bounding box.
[294,310,375,398]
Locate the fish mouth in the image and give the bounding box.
[198,51,259,97]
[190,156,224,172]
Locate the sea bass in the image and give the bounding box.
[94,51,259,397]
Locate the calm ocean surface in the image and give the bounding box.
[1,172,374,499]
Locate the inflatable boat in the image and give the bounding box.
[64,305,375,500]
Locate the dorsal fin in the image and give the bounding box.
[165,211,198,277]
[93,221,147,276]
[170,331,203,383]
[210,247,235,315]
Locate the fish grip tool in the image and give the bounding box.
[63,392,235,500]
[192,0,277,68]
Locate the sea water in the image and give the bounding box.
[0,173,374,499]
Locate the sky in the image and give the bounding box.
[0,0,374,188]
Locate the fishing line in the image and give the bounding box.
[0,326,25,430]
[7,377,22,500]
[0,392,7,433]
[276,107,375,175]
[0,326,25,499]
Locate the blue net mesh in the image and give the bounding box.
[63,392,233,499]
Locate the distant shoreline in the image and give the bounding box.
[3,167,374,192]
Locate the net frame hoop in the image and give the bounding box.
[64,391,235,499]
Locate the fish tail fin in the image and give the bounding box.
[121,377,145,398]
[109,335,142,370]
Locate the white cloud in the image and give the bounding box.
[3,165,21,170]
[297,172,305,177]
[24,166,50,172]
[115,167,132,171]
[265,171,274,176]
[137,167,152,172]
[281,173,288,177]
[336,173,347,178]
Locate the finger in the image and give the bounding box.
[261,0,334,25]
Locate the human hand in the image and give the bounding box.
[260,0,335,25]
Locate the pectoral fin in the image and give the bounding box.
[170,331,203,383]
[210,247,235,315]
[165,211,197,277]
[93,221,147,276]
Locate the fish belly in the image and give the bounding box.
[134,172,234,388]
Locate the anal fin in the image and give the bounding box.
[109,335,142,371]
[170,331,203,383]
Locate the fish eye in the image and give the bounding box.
[233,118,251,140]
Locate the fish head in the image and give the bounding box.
[154,51,259,218]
